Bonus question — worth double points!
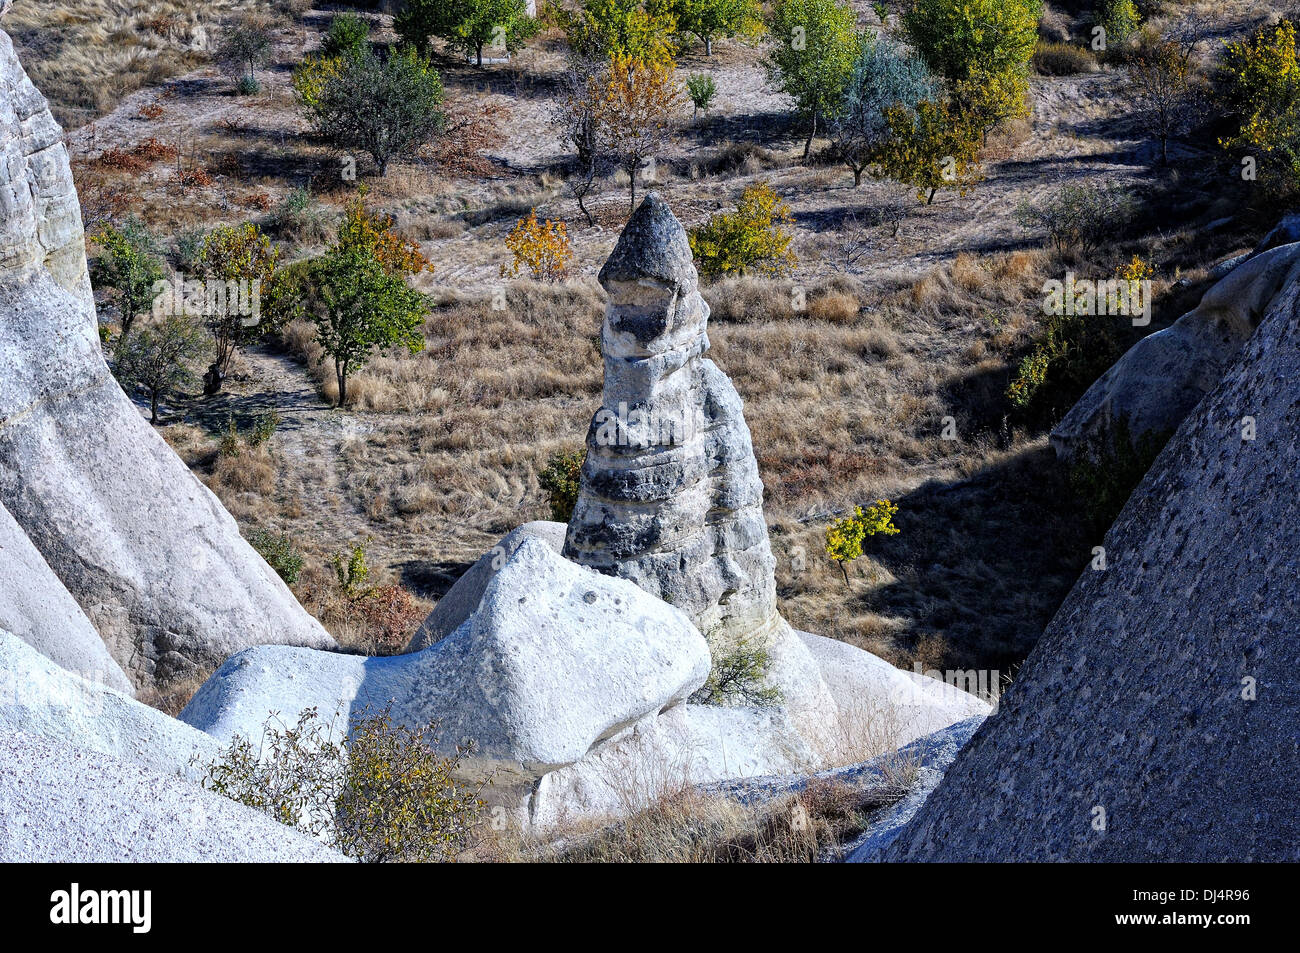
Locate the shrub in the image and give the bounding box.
[503,210,572,281]
[354,585,426,655]
[198,706,483,863]
[1005,307,1134,425]
[539,449,585,521]
[825,499,899,586]
[290,54,343,111]
[686,72,717,117]
[249,410,281,446]
[1033,42,1096,76]
[1218,19,1300,199]
[1098,0,1140,50]
[321,12,371,58]
[695,638,783,706]
[689,182,797,279]
[332,541,372,599]
[249,529,305,585]
[236,75,261,96]
[1014,181,1134,254]
[218,415,242,458]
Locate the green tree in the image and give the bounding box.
[830,33,936,186]
[321,11,372,58]
[312,245,427,407]
[1098,0,1140,50]
[397,0,538,66]
[872,98,982,204]
[90,218,164,339]
[306,47,446,177]
[111,315,206,424]
[765,0,859,158]
[672,0,763,56]
[689,182,797,277]
[900,0,1040,83]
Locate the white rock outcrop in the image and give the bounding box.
[0,629,218,777]
[0,21,334,687]
[0,730,348,862]
[406,521,567,651]
[0,501,131,693]
[182,538,711,782]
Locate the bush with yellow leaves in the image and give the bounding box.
[824,499,899,587]
[689,182,796,279]
[503,210,573,282]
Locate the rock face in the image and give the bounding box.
[886,280,1300,862]
[0,629,218,778]
[1052,242,1300,462]
[0,730,348,862]
[0,22,333,687]
[0,502,131,693]
[562,193,782,651]
[406,521,567,651]
[183,538,711,782]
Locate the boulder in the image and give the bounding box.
[0,24,334,687]
[563,193,783,651]
[182,538,711,782]
[0,629,218,778]
[406,521,566,651]
[0,730,348,862]
[0,501,131,693]
[1052,242,1300,462]
[886,278,1300,861]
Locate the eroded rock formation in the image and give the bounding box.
[1052,241,1300,462]
[562,193,782,652]
[0,19,333,686]
[886,278,1300,861]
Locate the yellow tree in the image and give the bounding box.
[502,210,573,281]
[825,499,899,587]
[594,54,686,213]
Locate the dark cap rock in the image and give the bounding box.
[598,193,695,290]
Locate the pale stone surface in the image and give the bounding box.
[0,502,131,693]
[1052,242,1300,462]
[887,280,1300,861]
[0,730,348,862]
[182,538,711,782]
[563,193,783,651]
[0,25,334,687]
[406,521,566,652]
[0,629,218,778]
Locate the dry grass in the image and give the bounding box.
[6,0,291,129]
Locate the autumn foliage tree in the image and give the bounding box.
[562,0,679,66]
[503,210,573,281]
[825,499,900,586]
[593,54,685,213]
[196,222,280,374]
[1219,20,1300,195]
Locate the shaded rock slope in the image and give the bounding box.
[0,20,332,688]
[886,278,1300,862]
